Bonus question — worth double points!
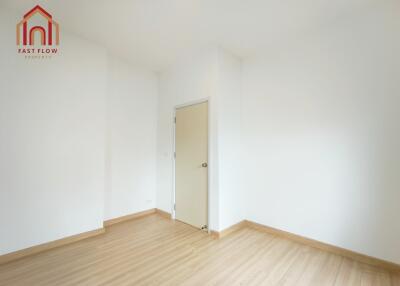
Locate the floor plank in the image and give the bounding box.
[0,214,398,286]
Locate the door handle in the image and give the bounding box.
[202,163,208,168]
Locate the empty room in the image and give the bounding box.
[0,0,399,285]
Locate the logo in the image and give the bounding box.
[16,5,60,59]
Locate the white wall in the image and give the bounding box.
[216,51,244,230]
[0,6,159,255]
[242,5,400,263]
[156,49,244,232]
[105,56,158,220]
[157,50,220,230]
[0,8,107,255]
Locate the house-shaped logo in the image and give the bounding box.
[17,5,59,46]
[16,5,60,58]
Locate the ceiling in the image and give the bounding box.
[2,0,385,71]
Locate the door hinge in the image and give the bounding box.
[174,117,176,123]
[174,203,176,211]
[174,152,176,159]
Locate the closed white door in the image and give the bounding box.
[175,102,208,229]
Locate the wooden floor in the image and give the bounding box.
[1,214,399,286]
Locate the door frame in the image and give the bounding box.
[172,98,210,232]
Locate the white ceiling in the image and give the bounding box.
[3,0,384,71]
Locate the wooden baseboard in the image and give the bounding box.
[104,208,156,227]
[245,220,400,273]
[0,209,157,265]
[156,208,172,219]
[0,228,104,265]
[211,220,247,239]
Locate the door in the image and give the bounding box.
[175,101,208,230]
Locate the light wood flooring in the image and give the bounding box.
[0,214,399,285]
